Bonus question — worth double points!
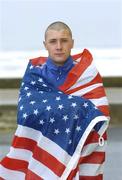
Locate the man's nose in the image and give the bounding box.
[56,41,62,50]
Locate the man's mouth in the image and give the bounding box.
[55,53,64,56]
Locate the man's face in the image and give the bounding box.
[44,29,74,66]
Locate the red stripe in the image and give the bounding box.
[67,131,105,179]
[59,49,93,92]
[97,105,110,117]
[67,167,78,179]
[64,73,102,95]
[31,57,47,66]
[67,164,103,180]
[33,145,65,176]
[68,171,103,180]
[84,131,107,146]
[68,162,103,180]
[79,152,105,164]
[25,169,43,180]
[11,136,65,176]
[0,177,5,180]
[80,174,103,180]
[12,136,37,151]
[89,73,103,86]
[67,144,105,179]
[1,156,28,173]
[82,86,106,99]
[71,52,83,60]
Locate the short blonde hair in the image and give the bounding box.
[45,21,72,40]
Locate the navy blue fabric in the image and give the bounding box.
[39,56,75,87]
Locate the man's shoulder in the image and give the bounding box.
[30,56,47,66]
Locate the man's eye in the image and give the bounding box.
[62,39,68,42]
[49,40,56,43]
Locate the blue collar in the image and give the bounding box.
[46,56,74,73]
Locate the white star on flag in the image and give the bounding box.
[21,82,24,86]
[68,95,73,99]
[69,139,72,144]
[29,65,33,69]
[54,129,60,134]
[63,115,69,121]
[30,101,36,105]
[71,102,77,107]
[39,119,44,125]
[39,91,43,94]
[58,91,63,94]
[58,104,64,110]
[24,87,29,91]
[20,105,24,111]
[49,118,55,123]
[42,84,47,87]
[46,106,52,111]
[73,114,79,119]
[34,109,39,115]
[65,128,70,134]
[26,92,32,97]
[23,113,28,119]
[56,96,61,101]
[42,99,48,103]
[38,78,43,82]
[83,102,88,108]
[18,97,22,102]
[31,81,36,85]
[76,126,81,131]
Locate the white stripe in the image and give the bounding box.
[28,157,59,180]
[80,141,107,157]
[68,61,98,90]
[0,164,25,180]
[15,125,71,165]
[70,83,103,96]
[79,163,104,176]
[90,97,109,106]
[74,57,81,63]
[7,147,32,162]
[15,125,41,141]
[62,142,107,175]
[60,115,108,179]
[73,171,80,180]
[65,141,107,173]
[98,120,109,135]
[37,135,71,165]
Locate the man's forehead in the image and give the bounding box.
[45,29,71,39]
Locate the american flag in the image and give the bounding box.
[0,49,109,180]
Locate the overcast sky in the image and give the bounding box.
[0,0,122,51]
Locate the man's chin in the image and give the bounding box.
[53,58,67,66]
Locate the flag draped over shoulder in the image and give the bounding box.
[0,49,109,180]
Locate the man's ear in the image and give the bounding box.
[72,39,74,48]
[43,41,47,49]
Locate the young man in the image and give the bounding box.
[0,21,109,179]
[42,22,75,87]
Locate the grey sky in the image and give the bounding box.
[0,0,122,51]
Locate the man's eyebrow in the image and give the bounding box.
[49,38,57,40]
[49,38,69,40]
